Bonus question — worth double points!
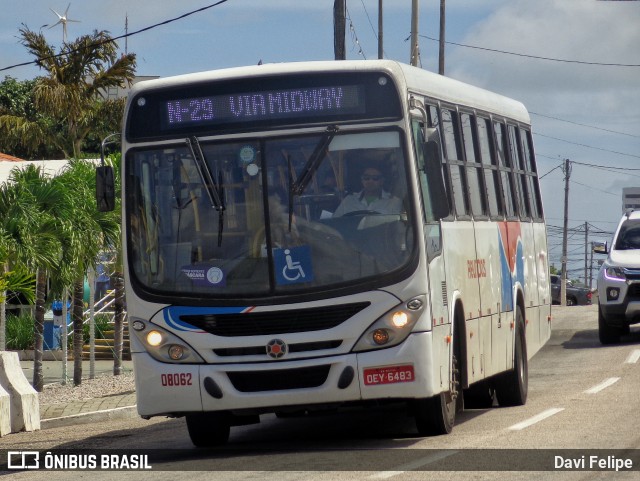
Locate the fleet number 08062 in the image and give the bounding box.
[161,373,192,386]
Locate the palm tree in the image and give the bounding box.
[1,165,67,391]
[54,158,120,384]
[0,28,135,159]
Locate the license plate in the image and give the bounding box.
[363,365,415,386]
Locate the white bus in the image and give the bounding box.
[101,60,551,446]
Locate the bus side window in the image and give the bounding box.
[477,116,502,218]
[461,112,486,218]
[412,119,450,223]
[441,108,469,218]
[522,129,543,220]
[508,125,531,219]
[494,121,518,219]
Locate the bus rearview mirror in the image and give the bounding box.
[96,166,115,212]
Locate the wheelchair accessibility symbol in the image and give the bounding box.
[274,246,314,285]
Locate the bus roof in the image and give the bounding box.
[130,60,530,124]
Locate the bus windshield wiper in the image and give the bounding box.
[185,136,226,246]
[287,125,338,230]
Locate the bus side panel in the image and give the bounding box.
[474,221,508,378]
[441,221,480,385]
[535,221,552,354]
[520,220,540,351]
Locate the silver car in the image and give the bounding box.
[596,210,640,344]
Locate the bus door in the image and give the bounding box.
[411,117,451,390]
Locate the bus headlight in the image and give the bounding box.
[147,330,163,347]
[352,296,426,352]
[129,317,204,364]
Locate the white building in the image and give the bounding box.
[622,187,640,213]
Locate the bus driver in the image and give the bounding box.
[333,164,402,217]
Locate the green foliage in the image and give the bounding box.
[67,313,111,350]
[5,312,35,350]
[3,268,36,304]
[0,76,59,159]
[0,76,38,118]
[0,28,136,159]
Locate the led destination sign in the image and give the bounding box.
[126,72,401,141]
[163,85,365,129]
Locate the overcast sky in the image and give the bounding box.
[1,0,639,280]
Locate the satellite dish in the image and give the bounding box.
[48,3,80,43]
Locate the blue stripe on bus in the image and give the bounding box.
[163,306,254,332]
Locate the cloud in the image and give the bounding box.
[447,0,640,111]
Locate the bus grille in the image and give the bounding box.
[226,365,331,392]
[214,340,342,357]
[179,302,370,336]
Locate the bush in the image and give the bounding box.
[6,312,35,350]
[85,313,112,342]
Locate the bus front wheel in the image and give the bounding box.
[413,335,461,435]
[186,412,231,447]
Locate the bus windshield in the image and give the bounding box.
[127,128,414,298]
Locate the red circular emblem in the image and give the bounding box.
[266,339,287,359]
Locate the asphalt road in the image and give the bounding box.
[2,304,640,480]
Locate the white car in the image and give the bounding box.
[596,210,640,344]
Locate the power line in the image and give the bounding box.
[418,34,640,68]
[345,5,367,59]
[534,132,640,159]
[572,160,640,171]
[530,112,640,139]
[0,0,231,73]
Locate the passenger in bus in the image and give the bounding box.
[333,164,402,216]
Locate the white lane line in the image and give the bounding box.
[508,408,564,431]
[625,349,640,364]
[584,377,620,394]
[369,451,458,479]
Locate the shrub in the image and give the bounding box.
[5,312,35,350]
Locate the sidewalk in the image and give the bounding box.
[19,358,139,429]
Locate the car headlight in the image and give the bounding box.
[604,264,626,281]
[352,296,426,352]
[130,317,204,363]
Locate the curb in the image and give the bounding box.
[40,405,139,429]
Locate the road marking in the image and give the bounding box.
[508,408,564,431]
[369,451,458,479]
[625,349,640,364]
[584,377,620,394]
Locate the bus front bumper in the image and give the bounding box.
[132,332,440,418]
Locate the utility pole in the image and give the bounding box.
[410,0,419,66]
[438,0,446,74]
[378,0,383,59]
[589,242,595,289]
[334,0,346,60]
[584,221,589,286]
[561,158,571,306]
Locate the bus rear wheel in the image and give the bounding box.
[186,412,231,447]
[495,308,528,407]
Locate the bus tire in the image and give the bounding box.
[413,334,461,435]
[186,412,231,447]
[495,308,528,407]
